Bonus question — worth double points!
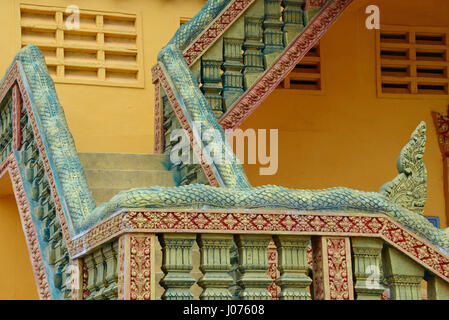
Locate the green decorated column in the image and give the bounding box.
[274,235,312,300]
[236,234,273,300]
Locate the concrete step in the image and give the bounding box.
[84,169,174,189]
[78,152,174,205]
[78,152,168,171]
[89,187,132,204]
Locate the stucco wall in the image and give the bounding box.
[0,175,37,299]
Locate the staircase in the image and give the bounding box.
[78,152,175,205]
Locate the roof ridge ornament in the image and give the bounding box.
[379,122,427,215]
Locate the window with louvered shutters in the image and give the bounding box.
[377,25,449,97]
[278,43,322,92]
[20,4,143,87]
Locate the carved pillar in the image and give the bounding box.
[236,234,273,300]
[160,234,196,300]
[351,238,385,300]
[382,246,424,300]
[311,236,354,300]
[201,59,224,118]
[92,249,106,300]
[243,17,265,88]
[263,0,284,61]
[427,276,449,300]
[118,234,155,300]
[222,38,244,110]
[162,94,176,154]
[85,254,97,300]
[303,0,325,26]
[60,262,73,299]
[282,0,305,44]
[197,234,233,300]
[274,235,312,300]
[103,241,119,299]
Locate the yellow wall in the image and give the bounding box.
[0,0,207,154]
[239,0,449,226]
[0,174,38,300]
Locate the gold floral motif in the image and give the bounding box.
[223,214,239,228]
[266,240,280,299]
[326,238,352,300]
[129,235,152,300]
[312,237,353,300]
[71,209,449,286]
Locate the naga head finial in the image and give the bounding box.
[379,121,427,215]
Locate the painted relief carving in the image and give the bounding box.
[379,122,427,215]
[129,235,152,300]
[312,237,353,300]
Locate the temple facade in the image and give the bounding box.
[0,0,449,300]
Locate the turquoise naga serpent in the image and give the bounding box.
[7,0,449,253]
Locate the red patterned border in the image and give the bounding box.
[70,208,449,286]
[157,65,220,187]
[219,0,353,130]
[153,80,163,153]
[183,0,254,66]
[6,154,52,299]
[12,83,22,150]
